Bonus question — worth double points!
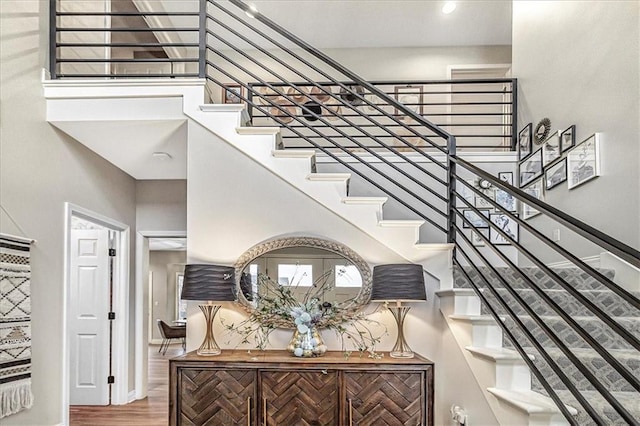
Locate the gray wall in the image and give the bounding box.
[512,1,640,262]
[136,180,187,232]
[149,250,186,341]
[0,1,137,424]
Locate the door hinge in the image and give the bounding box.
[108,248,116,257]
[107,375,115,384]
[108,312,116,320]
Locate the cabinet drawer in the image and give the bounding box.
[345,371,424,426]
[260,370,339,426]
[178,368,256,425]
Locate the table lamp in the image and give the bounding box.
[181,264,235,356]
[371,264,426,358]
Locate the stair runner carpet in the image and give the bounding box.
[454,266,640,425]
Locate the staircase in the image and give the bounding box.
[47,0,640,424]
[443,266,640,425]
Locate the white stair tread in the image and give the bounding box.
[306,173,351,181]
[200,104,244,112]
[414,243,455,251]
[236,126,280,135]
[487,388,578,416]
[466,346,535,361]
[378,219,425,227]
[272,149,315,158]
[449,314,503,324]
[435,288,478,297]
[341,196,388,205]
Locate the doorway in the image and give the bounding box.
[63,203,130,424]
[134,231,186,400]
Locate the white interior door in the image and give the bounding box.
[69,229,110,405]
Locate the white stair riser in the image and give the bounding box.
[473,323,504,348]
[496,362,531,391]
[439,293,481,316]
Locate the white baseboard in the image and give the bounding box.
[149,339,163,345]
[546,255,600,269]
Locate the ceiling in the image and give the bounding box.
[239,0,512,49]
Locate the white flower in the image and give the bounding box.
[297,323,309,334]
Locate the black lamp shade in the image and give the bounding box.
[181,264,236,302]
[370,264,426,302]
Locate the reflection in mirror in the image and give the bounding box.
[234,237,372,325]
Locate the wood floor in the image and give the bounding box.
[69,344,185,425]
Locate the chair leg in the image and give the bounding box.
[159,339,166,353]
[162,339,170,355]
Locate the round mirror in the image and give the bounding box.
[234,237,372,327]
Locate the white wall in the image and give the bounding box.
[149,250,186,340]
[0,2,137,424]
[186,120,497,425]
[512,1,640,262]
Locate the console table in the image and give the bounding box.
[169,350,434,426]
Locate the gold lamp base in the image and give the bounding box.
[388,305,414,359]
[197,304,222,356]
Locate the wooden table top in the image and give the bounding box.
[171,349,433,365]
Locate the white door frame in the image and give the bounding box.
[62,203,130,424]
[134,230,186,400]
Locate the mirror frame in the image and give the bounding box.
[234,237,372,326]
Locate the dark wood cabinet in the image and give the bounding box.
[169,350,433,426]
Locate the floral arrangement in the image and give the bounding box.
[222,270,386,358]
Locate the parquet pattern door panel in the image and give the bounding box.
[260,370,339,426]
[345,372,424,426]
[179,368,256,425]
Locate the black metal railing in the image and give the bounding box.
[49,0,203,79]
[49,1,640,424]
[247,79,516,152]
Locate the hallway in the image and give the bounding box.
[69,345,185,426]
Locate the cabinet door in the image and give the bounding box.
[260,370,339,425]
[345,372,424,426]
[179,368,256,425]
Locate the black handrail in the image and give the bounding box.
[453,156,640,268]
[206,5,450,159]
[455,177,640,311]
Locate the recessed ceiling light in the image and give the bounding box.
[152,152,172,160]
[245,4,258,18]
[442,1,457,14]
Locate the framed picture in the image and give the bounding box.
[522,179,544,219]
[495,188,516,212]
[561,125,576,153]
[518,123,532,161]
[474,189,494,209]
[568,133,600,189]
[462,209,490,229]
[394,85,423,119]
[542,131,561,167]
[519,148,543,187]
[457,180,475,206]
[490,213,519,245]
[222,83,244,104]
[545,158,567,190]
[471,230,487,247]
[498,172,514,186]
